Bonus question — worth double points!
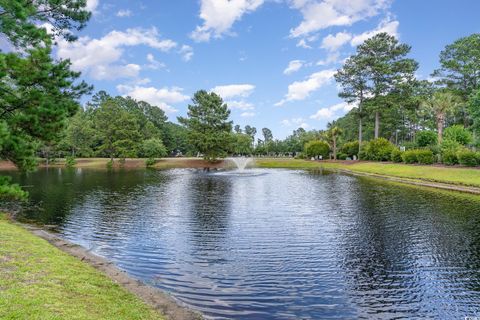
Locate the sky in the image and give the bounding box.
[51,0,480,139]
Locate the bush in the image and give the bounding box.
[402,149,418,164]
[340,141,359,158]
[140,138,167,158]
[145,157,156,167]
[337,153,348,160]
[106,159,113,169]
[362,138,395,161]
[442,151,458,165]
[457,149,478,166]
[391,149,404,163]
[65,156,76,168]
[416,149,435,164]
[304,140,330,158]
[416,130,437,147]
[444,125,473,145]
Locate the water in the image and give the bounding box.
[5,168,480,319]
[226,157,253,171]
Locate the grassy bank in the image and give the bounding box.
[255,158,480,188]
[0,214,163,320]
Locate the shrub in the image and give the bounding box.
[106,159,113,169]
[391,149,404,163]
[363,138,395,161]
[304,140,330,158]
[416,149,434,164]
[444,125,473,145]
[402,149,418,164]
[140,138,167,158]
[442,151,458,165]
[145,157,156,167]
[457,149,478,166]
[337,153,348,160]
[416,130,437,147]
[65,156,76,168]
[340,141,359,158]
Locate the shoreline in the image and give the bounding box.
[3,214,202,320]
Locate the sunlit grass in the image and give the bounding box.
[0,214,162,320]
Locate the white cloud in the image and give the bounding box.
[284,60,304,75]
[289,0,391,38]
[116,85,189,113]
[90,63,141,80]
[56,28,177,80]
[86,0,99,13]
[179,45,194,61]
[241,112,256,117]
[211,84,255,99]
[145,53,166,70]
[275,69,335,106]
[191,0,264,42]
[321,31,352,51]
[281,117,309,128]
[310,101,357,120]
[350,18,399,46]
[296,39,312,49]
[227,100,255,110]
[116,9,132,17]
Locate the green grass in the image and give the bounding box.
[0,214,163,320]
[255,158,480,188]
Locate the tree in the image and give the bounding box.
[304,140,330,159]
[433,34,480,126]
[234,124,242,134]
[421,90,461,144]
[444,125,473,145]
[62,110,95,157]
[262,128,273,142]
[178,90,233,161]
[140,138,167,158]
[327,124,343,160]
[244,125,257,147]
[232,133,253,155]
[340,33,418,139]
[93,100,142,161]
[469,89,480,136]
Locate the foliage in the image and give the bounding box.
[65,156,76,168]
[402,149,418,164]
[0,176,27,200]
[415,149,435,164]
[139,138,167,159]
[469,89,480,135]
[391,149,404,163]
[232,133,253,155]
[362,138,395,161]
[443,125,473,145]
[442,150,459,166]
[145,158,156,167]
[457,149,478,167]
[304,140,329,158]
[178,90,233,161]
[416,130,437,147]
[340,141,360,158]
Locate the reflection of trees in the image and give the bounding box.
[338,177,480,317]
[186,174,233,252]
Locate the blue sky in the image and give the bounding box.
[54,0,480,139]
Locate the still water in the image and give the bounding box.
[6,168,480,319]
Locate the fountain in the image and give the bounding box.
[227,157,253,171]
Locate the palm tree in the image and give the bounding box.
[421,90,461,144]
[327,122,343,160]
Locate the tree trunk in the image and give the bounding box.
[358,117,363,160]
[333,136,337,160]
[374,111,380,139]
[437,113,444,144]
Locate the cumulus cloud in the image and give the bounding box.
[116,9,132,17]
[211,84,255,99]
[275,69,335,106]
[86,0,99,13]
[281,117,309,128]
[56,28,177,80]
[321,31,352,51]
[191,0,264,42]
[350,18,399,46]
[241,112,256,117]
[227,100,255,110]
[179,45,194,61]
[284,60,304,75]
[116,85,189,113]
[289,0,391,38]
[145,53,166,70]
[310,101,356,120]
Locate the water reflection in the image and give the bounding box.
[5,168,480,319]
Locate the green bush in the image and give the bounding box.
[416,130,437,147]
[391,149,404,163]
[340,141,359,158]
[304,140,330,158]
[65,156,76,168]
[442,150,458,165]
[145,157,156,167]
[416,149,435,164]
[106,159,113,169]
[444,125,473,145]
[457,149,478,166]
[402,149,418,164]
[337,153,348,160]
[363,138,395,161]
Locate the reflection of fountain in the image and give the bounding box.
[227,157,254,171]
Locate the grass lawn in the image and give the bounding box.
[255,158,480,188]
[0,214,163,320]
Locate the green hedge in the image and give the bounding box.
[391,149,404,163]
[457,149,478,166]
[401,149,434,164]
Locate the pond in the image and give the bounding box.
[5,168,480,319]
